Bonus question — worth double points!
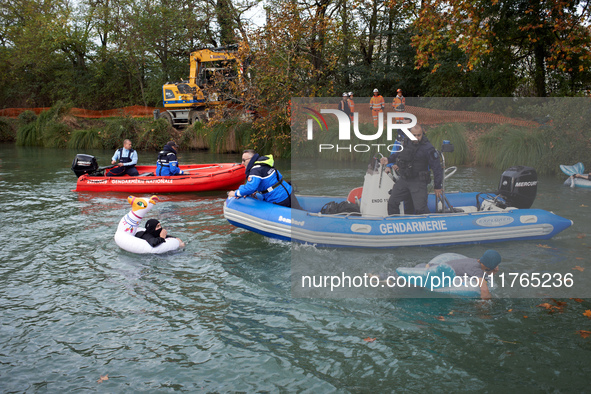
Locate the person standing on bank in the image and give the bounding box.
[392,88,406,124]
[156,141,184,176]
[107,139,139,176]
[369,88,385,127]
[347,92,355,121]
[338,92,351,119]
[380,124,443,215]
[227,150,300,208]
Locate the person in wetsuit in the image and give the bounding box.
[135,219,185,248]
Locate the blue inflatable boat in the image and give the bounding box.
[224,166,573,248]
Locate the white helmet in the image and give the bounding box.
[373,88,379,93]
[348,92,353,96]
[342,92,348,97]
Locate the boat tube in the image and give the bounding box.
[560,163,591,189]
[72,154,244,193]
[114,195,181,254]
[224,166,573,248]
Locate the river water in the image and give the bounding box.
[1,144,590,392]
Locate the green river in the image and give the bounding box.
[0,144,590,392]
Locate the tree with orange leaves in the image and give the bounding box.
[410,0,591,96]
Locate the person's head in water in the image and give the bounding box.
[145,219,162,237]
[478,249,501,273]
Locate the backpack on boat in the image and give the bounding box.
[321,201,360,215]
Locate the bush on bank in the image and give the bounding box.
[0,117,16,142]
[10,102,590,175]
[475,123,588,175]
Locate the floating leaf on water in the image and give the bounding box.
[536,244,553,249]
[97,375,109,383]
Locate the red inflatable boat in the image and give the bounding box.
[72,154,244,193]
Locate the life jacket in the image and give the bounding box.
[370,95,385,111]
[117,148,135,166]
[156,145,179,175]
[347,98,355,114]
[396,140,430,181]
[393,95,405,111]
[247,154,290,195]
[156,149,176,166]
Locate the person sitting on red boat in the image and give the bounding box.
[107,139,139,176]
[227,149,298,208]
[156,141,185,176]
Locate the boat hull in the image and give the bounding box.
[224,193,573,248]
[75,163,244,193]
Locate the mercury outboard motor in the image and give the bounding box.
[71,154,99,178]
[497,166,538,208]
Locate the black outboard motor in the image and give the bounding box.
[72,154,99,178]
[497,166,538,208]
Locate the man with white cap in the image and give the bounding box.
[369,88,385,127]
[392,88,405,124]
[338,92,351,119]
[347,92,355,121]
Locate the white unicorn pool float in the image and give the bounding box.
[114,195,183,254]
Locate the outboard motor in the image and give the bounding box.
[72,154,99,178]
[497,166,538,208]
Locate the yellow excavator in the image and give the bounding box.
[159,44,245,127]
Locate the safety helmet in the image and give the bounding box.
[348,92,353,96]
[373,88,379,93]
[342,92,348,97]
[397,88,402,92]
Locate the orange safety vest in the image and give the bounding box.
[370,95,385,111]
[392,95,405,111]
[347,98,355,114]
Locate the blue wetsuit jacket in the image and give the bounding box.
[237,154,292,204]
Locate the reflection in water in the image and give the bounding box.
[0,145,590,391]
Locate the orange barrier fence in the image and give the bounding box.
[2,104,540,128]
[404,105,539,127]
[296,104,540,128]
[0,105,164,119]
